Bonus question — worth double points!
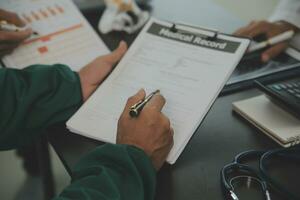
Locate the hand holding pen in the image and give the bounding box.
[0,9,33,57]
[129,89,160,117]
[234,20,298,62]
[248,30,294,53]
[117,89,174,170]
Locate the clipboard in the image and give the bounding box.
[67,17,250,164]
[168,22,219,41]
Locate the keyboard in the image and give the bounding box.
[256,77,300,119]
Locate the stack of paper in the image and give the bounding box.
[233,95,300,147]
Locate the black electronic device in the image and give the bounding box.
[256,77,300,119]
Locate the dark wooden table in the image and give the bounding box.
[49,87,300,200]
[48,2,300,200]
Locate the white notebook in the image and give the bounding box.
[67,18,250,164]
[233,95,300,147]
[0,0,109,71]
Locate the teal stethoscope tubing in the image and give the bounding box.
[221,146,300,200]
[259,147,300,200]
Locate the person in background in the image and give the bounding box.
[0,8,174,200]
[234,0,300,62]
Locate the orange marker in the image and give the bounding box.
[55,5,64,14]
[38,46,48,54]
[31,11,40,20]
[47,6,56,16]
[39,9,48,18]
[22,14,32,23]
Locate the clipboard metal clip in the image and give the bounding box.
[169,22,219,41]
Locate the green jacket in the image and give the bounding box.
[0,64,156,200]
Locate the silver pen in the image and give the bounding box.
[129,90,160,117]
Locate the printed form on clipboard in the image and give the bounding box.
[0,0,109,71]
[67,18,250,164]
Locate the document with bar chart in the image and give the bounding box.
[0,0,109,71]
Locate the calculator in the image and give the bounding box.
[256,77,300,119]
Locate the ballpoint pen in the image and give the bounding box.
[248,30,294,53]
[129,90,160,117]
[0,20,38,35]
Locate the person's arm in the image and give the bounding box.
[54,89,173,200]
[0,41,172,200]
[0,64,82,150]
[234,0,300,62]
[0,41,127,150]
[54,144,156,200]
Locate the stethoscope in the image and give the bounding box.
[221,145,300,200]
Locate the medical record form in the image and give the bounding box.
[67,18,250,164]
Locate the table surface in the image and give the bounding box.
[48,1,300,200]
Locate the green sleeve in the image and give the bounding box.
[0,64,82,150]
[54,144,156,200]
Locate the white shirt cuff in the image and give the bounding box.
[269,12,300,29]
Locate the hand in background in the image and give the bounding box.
[117,89,174,170]
[0,9,32,57]
[78,41,127,102]
[234,20,298,62]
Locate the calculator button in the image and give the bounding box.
[295,89,300,93]
[279,84,287,89]
[286,83,294,88]
[272,85,282,90]
[288,89,295,94]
